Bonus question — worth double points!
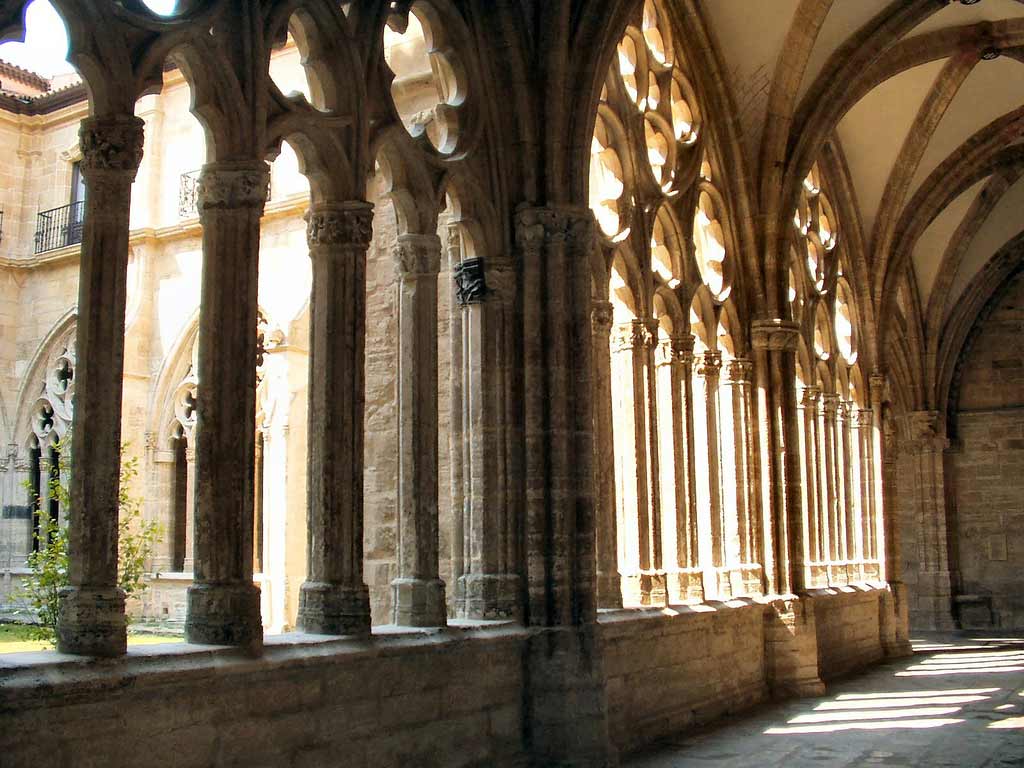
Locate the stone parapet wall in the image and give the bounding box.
[601,600,768,754]
[808,585,886,680]
[0,585,895,766]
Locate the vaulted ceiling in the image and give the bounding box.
[699,0,1024,405]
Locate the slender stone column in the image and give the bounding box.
[391,233,447,626]
[185,161,268,650]
[591,300,621,608]
[183,446,196,573]
[447,224,466,608]
[641,321,666,605]
[821,393,841,570]
[872,374,912,655]
[851,408,872,574]
[672,334,702,601]
[57,116,144,657]
[697,351,724,573]
[800,387,822,569]
[297,202,373,635]
[905,409,957,630]
[725,359,755,567]
[454,255,521,619]
[751,319,803,596]
[654,336,680,598]
[838,400,857,572]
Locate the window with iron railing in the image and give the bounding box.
[34,201,85,254]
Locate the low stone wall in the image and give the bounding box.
[0,627,528,768]
[0,586,896,766]
[601,600,768,755]
[810,585,886,681]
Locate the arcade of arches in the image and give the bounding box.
[0,1,1022,766]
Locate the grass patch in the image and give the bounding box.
[0,623,182,654]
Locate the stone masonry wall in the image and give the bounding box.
[601,602,768,755]
[950,272,1024,629]
[810,586,885,680]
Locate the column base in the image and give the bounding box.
[595,571,622,610]
[392,577,447,627]
[455,573,521,620]
[56,586,127,657]
[297,581,371,636]
[185,582,263,652]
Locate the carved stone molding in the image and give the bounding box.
[79,116,145,178]
[821,392,841,419]
[515,206,594,251]
[726,358,753,384]
[198,162,271,213]
[853,408,873,430]
[394,233,442,277]
[631,319,654,350]
[305,201,374,249]
[869,372,887,409]
[751,319,801,352]
[672,333,695,365]
[591,301,614,336]
[454,257,489,304]
[697,350,722,378]
[800,385,821,409]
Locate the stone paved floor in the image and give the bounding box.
[626,634,1024,767]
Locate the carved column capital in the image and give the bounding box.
[515,206,594,252]
[591,301,614,337]
[800,385,821,409]
[671,333,695,365]
[697,350,722,379]
[853,408,873,430]
[198,162,271,214]
[906,409,948,453]
[305,201,374,251]
[725,358,753,384]
[394,233,442,277]
[821,392,841,419]
[79,115,145,179]
[751,319,801,352]
[655,337,674,366]
[454,257,489,304]
[631,318,654,349]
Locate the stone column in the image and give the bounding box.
[516,207,612,767]
[851,408,872,575]
[800,387,822,570]
[297,202,374,635]
[905,409,957,630]
[447,224,466,608]
[725,359,756,569]
[391,233,447,626]
[671,334,702,601]
[57,116,144,657]
[183,445,196,573]
[453,254,521,620]
[641,321,666,605]
[591,300,621,608]
[185,162,269,651]
[821,393,841,570]
[697,350,724,589]
[872,374,913,656]
[838,400,857,573]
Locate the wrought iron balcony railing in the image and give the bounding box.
[179,169,200,218]
[34,201,85,254]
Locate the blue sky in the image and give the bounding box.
[0,1,177,79]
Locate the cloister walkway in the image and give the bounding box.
[626,633,1024,768]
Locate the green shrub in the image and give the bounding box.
[18,440,162,645]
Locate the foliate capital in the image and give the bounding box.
[697,350,722,378]
[853,408,873,430]
[751,319,801,352]
[515,206,594,252]
[672,333,695,364]
[869,371,887,407]
[394,233,442,277]
[305,201,374,249]
[631,319,655,349]
[800,385,821,409]
[198,162,271,213]
[726,358,753,384]
[79,115,145,178]
[821,392,841,418]
[454,257,489,304]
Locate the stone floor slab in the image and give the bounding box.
[626,633,1024,768]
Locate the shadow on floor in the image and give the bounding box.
[625,632,1024,767]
